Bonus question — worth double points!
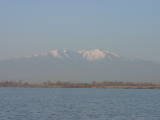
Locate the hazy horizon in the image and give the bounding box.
[0,1,160,120]
[0,0,160,63]
[0,49,159,83]
[0,0,160,83]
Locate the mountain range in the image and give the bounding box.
[0,49,160,83]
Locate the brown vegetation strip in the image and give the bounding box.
[0,83,160,89]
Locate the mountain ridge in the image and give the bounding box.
[0,49,160,83]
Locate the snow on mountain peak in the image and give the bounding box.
[23,49,120,61]
[78,49,120,61]
[79,49,106,61]
[49,50,62,58]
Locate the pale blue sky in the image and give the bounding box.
[0,0,160,62]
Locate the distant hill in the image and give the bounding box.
[0,49,160,83]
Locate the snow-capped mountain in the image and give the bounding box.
[0,49,160,83]
[23,49,121,61]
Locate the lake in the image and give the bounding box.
[0,88,160,120]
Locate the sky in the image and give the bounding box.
[0,0,160,63]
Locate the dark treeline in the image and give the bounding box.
[0,80,160,89]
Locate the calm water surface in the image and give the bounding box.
[0,88,160,120]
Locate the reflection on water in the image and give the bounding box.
[0,88,160,120]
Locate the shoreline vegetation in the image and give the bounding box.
[0,81,160,89]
